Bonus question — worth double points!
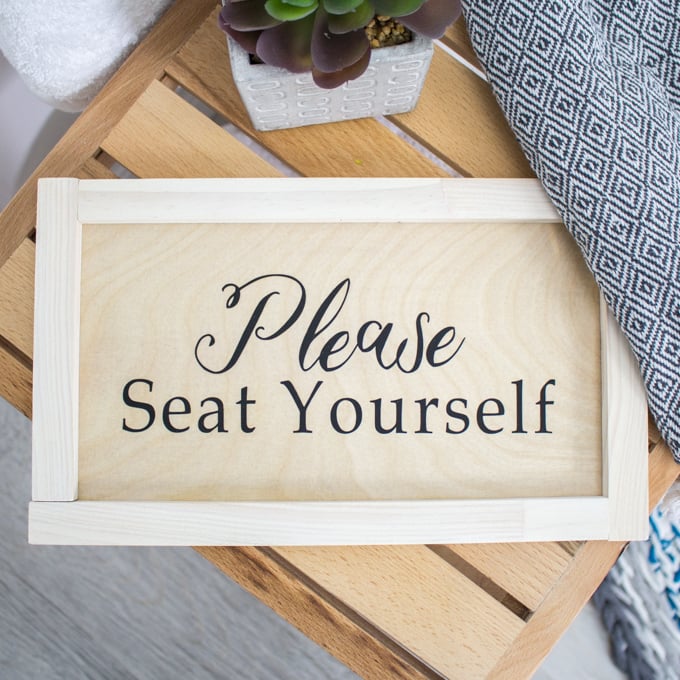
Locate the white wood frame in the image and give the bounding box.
[29,178,648,546]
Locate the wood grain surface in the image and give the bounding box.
[600,304,648,539]
[76,177,560,224]
[32,179,80,501]
[76,218,602,504]
[28,497,610,546]
[101,81,279,179]
[393,49,533,178]
[444,542,572,611]
[275,545,525,678]
[0,238,34,358]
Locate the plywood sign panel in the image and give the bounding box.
[79,221,601,502]
[30,178,648,545]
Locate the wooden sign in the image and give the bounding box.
[29,178,648,545]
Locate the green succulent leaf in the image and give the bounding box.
[327,0,373,32]
[372,0,424,17]
[264,0,319,21]
[322,0,366,15]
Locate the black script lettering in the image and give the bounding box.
[196,276,466,374]
[301,305,465,373]
[426,326,465,367]
[280,380,323,433]
[357,320,399,369]
[195,274,305,373]
[289,277,467,374]
[352,313,431,374]
[122,379,155,432]
[299,279,356,371]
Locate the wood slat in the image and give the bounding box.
[488,441,679,679]
[197,546,439,680]
[276,545,524,679]
[0,239,34,359]
[0,346,32,418]
[648,441,680,506]
[78,158,118,180]
[392,47,533,178]
[445,542,571,611]
[443,18,483,73]
[648,411,662,447]
[601,304,649,539]
[77,177,559,224]
[0,0,217,271]
[165,9,451,179]
[559,541,583,556]
[32,179,80,502]
[101,81,279,179]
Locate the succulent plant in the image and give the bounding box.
[219,0,462,89]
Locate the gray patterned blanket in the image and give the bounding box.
[463,0,680,463]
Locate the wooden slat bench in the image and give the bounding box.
[1,2,677,677]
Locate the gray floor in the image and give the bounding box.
[1,398,357,680]
[0,51,625,679]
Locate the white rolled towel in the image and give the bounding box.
[0,0,174,112]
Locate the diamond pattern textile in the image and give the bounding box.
[463,0,680,462]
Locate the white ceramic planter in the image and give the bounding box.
[227,34,433,131]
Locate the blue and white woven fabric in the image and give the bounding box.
[593,503,680,679]
[462,1,680,463]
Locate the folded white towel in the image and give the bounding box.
[0,0,173,112]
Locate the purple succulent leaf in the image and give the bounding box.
[220,0,282,31]
[372,0,423,17]
[327,0,374,33]
[397,0,462,38]
[223,25,263,56]
[312,44,370,87]
[256,14,315,72]
[311,9,370,73]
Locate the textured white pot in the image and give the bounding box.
[227,34,433,131]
